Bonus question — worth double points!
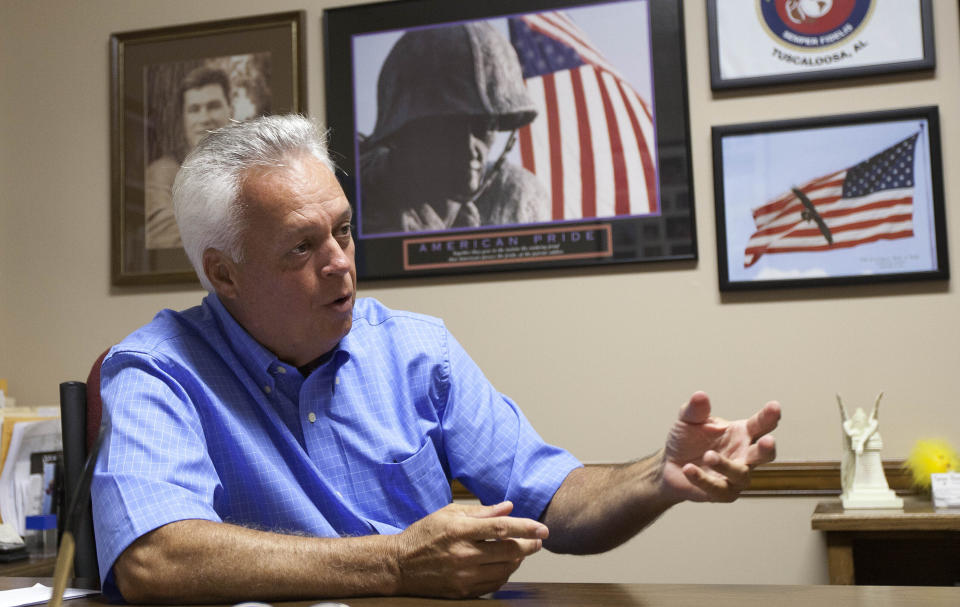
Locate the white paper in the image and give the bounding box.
[0,420,62,535]
[0,583,97,607]
[931,472,960,508]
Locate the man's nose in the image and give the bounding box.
[319,241,352,277]
[467,132,487,159]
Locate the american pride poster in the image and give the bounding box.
[350,0,656,237]
[327,0,694,279]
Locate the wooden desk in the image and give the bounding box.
[0,557,55,577]
[811,498,960,585]
[4,579,959,607]
[348,583,960,606]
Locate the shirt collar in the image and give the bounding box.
[203,292,351,381]
[203,293,290,382]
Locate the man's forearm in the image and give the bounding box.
[115,519,401,603]
[540,451,679,555]
[115,501,547,603]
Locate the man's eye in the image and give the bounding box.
[291,242,309,254]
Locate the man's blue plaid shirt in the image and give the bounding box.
[91,294,580,598]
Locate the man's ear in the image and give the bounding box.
[203,248,240,299]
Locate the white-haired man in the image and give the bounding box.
[92,115,780,603]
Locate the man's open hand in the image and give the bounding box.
[661,391,780,503]
[393,501,548,598]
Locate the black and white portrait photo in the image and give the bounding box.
[111,12,305,284]
[144,53,272,249]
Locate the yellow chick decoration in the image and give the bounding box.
[904,439,960,489]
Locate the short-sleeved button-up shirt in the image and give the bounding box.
[92,295,581,598]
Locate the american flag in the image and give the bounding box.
[508,10,658,221]
[744,133,919,268]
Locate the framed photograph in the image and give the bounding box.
[110,12,307,285]
[324,0,695,280]
[712,106,948,291]
[706,0,935,90]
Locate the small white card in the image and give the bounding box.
[930,472,960,508]
[0,583,98,607]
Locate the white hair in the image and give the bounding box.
[172,114,335,291]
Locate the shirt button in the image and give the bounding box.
[307,412,317,423]
[263,386,272,394]
[335,377,340,385]
[276,367,286,374]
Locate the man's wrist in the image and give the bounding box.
[382,533,405,596]
[637,448,684,509]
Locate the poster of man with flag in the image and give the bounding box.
[351,1,655,236]
[324,0,694,279]
[714,107,947,290]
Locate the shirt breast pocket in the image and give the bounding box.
[378,440,452,527]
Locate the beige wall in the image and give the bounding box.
[2,0,958,586]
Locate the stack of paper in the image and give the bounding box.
[0,420,62,536]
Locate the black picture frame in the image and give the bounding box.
[110,11,307,285]
[712,106,948,291]
[706,0,935,91]
[323,0,695,280]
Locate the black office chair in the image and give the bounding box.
[58,350,107,586]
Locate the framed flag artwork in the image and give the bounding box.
[706,0,935,90]
[712,106,948,291]
[323,0,695,280]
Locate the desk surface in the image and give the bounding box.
[7,579,959,607]
[811,496,960,531]
[0,557,55,578]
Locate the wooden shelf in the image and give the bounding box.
[812,497,960,531]
[811,498,960,585]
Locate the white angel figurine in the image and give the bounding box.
[838,393,902,509]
